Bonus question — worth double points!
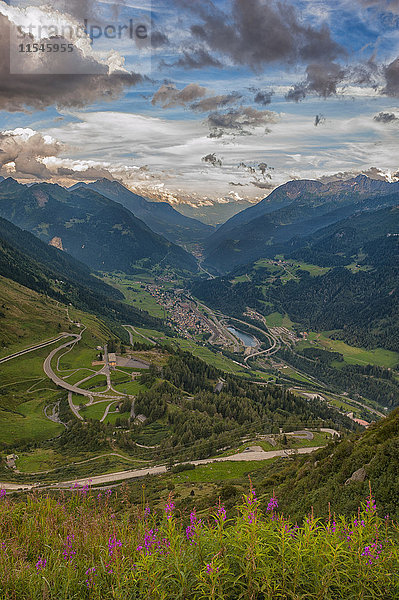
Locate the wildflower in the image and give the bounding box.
[144,504,151,518]
[62,535,77,563]
[36,557,47,574]
[165,501,175,520]
[108,535,122,557]
[186,509,202,543]
[217,503,227,522]
[327,521,337,534]
[248,512,255,524]
[267,494,278,512]
[85,566,96,588]
[106,489,112,498]
[361,542,383,565]
[0,489,6,499]
[206,563,219,575]
[365,496,377,513]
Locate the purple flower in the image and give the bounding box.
[108,535,122,557]
[206,563,219,575]
[0,489,6,499]
[165,501,175,519]
[36,557,47,574]
[85,567,96,588]
[144,505,151,518]
[361,542,383,565]
[62,535,77,563]
[365,497,377,513]
[217,504,226,522]
[267,495,278,512]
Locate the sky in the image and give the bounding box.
[1,0,399,208]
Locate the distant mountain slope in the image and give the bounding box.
[291,205,399,266]
[0,217,164,331]
[0,216,121,300]
[72,179,214,245]
[0,178,197,273]
[204,176,399,272]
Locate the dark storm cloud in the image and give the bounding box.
[160,48,222,70]
[202,153,222,167]
[174,0,344,71]
[286,62,347,101]
[253,89,274,105]
[0,13,143,112]
[383,58,399,96]
[374,111,399,123]
[206,106,278,137]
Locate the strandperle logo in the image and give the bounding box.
[7,0,153,75]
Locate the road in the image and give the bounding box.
[0,333,72,365]
[124,325,156,345]
[0,445,322,492]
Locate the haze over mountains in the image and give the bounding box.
[71,179,214,245]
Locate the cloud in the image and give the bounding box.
[374,111,399,123]
[251,180,275,189]
[315,114,326,126]
[162,47,222,70]
[191,92,241,112]
[151,83,207,107]
[175,0,344,71]
[206,106,278,137]
[202,153,222,167]
[383,58,399,96]
[253,89,274,105]
[0,9,143,112]
[0,128,63,179]
[286,62,347,101]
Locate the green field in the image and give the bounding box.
[264,312,294,328]
[174,459,274,482]
[102,275,166,318]
[0,276,73,359]
[308,332,399,368]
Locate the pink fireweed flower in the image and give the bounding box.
[165,501,175,519]
[206,564,219,575]
[217,503,227,522]
[36,557,47,574]
[144,504,151,518]
[85,567,96,588]
[186,509,202,542]
[365,496,377,513]
[108,535,122,557]
[0,489,6,499]
[62,535,77,563]
[361,542,383,565]
[267,494,278,512]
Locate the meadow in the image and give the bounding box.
[0,485,397,599]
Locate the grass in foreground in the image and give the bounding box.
[0,486,397,599]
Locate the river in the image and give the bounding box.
[227,326,257,348]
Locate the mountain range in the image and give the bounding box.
[204,175,399,272]
[0,178,197,274]
[70,179,214,245]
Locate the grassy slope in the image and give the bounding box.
[0,279,116,445]
[0,276,72,358]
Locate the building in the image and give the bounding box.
[108,353,117,368]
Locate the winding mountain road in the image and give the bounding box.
[0,333,72,365]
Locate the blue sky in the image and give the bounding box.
[1,0,399,207]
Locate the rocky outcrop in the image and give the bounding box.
[345,466,367,486]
